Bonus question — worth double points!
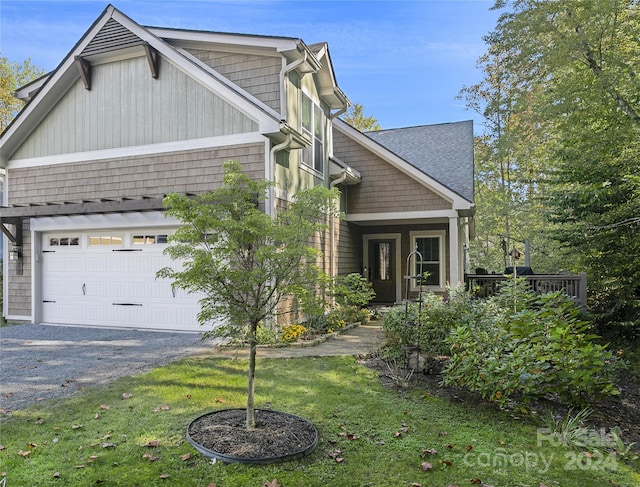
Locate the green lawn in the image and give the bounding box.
[1,356,638,487]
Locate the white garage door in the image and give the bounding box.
[40,230,206,332]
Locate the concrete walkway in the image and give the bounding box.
[204,323,385,359]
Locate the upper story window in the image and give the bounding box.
[300,93,325,174]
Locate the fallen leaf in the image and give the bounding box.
[180,453,191,461]
[142,440,160,447]
[263,480,281,487]
[27,442,37,448]
[143,452,159,462]
[445,443,454,449]
[438,431,448,436]
[186,394,192,400]
[421,448,438,456]
[17,450,31,457]
[441,459,453,467]
[100,404,111,410]
[0,408,8,414]
[121,393,133,399]
[214,398,225,403]
[466,445,473,451]
[35,418,44,425]
[5,393,14,398]
[421,462,433,471]
[347,434,360,441]
[53,472,61,478]
[0,445,5,451]
[410,483,423,487]
[87,455,98,463]
[206,484,216,487]
[334,457,345,463]
[471,479,482,485]
[74,465,85,469]
[72,424,83,430]
[101,433,112,440]
[94,413,100,420]
[101,442,116,449]
[159,473,170,479]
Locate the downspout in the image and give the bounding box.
[279,50,307,115]
[329,170,348,286]
[268,130,293,218]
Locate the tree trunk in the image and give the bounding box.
[246,323,257,430]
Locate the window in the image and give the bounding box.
[410,231,445,288]
[300,93,325,174]
[89,235,123,246]
[133,234,168,245]
[49,236,80,247]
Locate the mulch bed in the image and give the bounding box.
[187,408,317,462]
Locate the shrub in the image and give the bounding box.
[255,323,276,344]
[333,273,376,308]
[381,284,475,370]
[442,289,626,407]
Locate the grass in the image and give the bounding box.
[1,356,638,487]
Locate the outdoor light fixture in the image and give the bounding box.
[9,247,22,261]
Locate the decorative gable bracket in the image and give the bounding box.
[143,42,159,79]
[75,56,92,90]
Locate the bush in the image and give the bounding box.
[333,273,376,307]
[381,284,474,370]
[442,288,626,407]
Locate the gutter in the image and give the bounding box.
[268,126,293,218]
[329,170,348,286]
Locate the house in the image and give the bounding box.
[0,5,474,332]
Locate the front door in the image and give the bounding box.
[367,239,396,303]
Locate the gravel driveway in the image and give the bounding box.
[0,324,215,412]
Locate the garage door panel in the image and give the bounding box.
[41,231,207,332]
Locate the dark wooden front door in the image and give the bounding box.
[368,239,396,303]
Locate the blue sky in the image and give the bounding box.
[0,0,499,130]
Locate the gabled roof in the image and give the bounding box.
[1,4,349,163]
[365,121,474,203]
[333,118,474,210]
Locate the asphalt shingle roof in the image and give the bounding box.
[365,120,474,202]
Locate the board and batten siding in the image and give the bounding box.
[7,144,265,206]
[187,49,281,113]
[333,130,452,215]
[10,56,258,161]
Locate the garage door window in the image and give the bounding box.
[133,234,168,245]
[89,235,123,246]
[49,236,80,247]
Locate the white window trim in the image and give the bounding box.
[299,91,325,177]
[409,230,446,291]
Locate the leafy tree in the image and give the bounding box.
[1,55,45,131]
[342,103,381,131]
[158,161,339,429]
[463,0,640,328]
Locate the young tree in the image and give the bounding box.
[158,160,338,429]
[342,103,381,131]
[1,56,45,131]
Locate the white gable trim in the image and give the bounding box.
[0,6,281,165]
[6,133,266,169]
[333,119,472,210]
